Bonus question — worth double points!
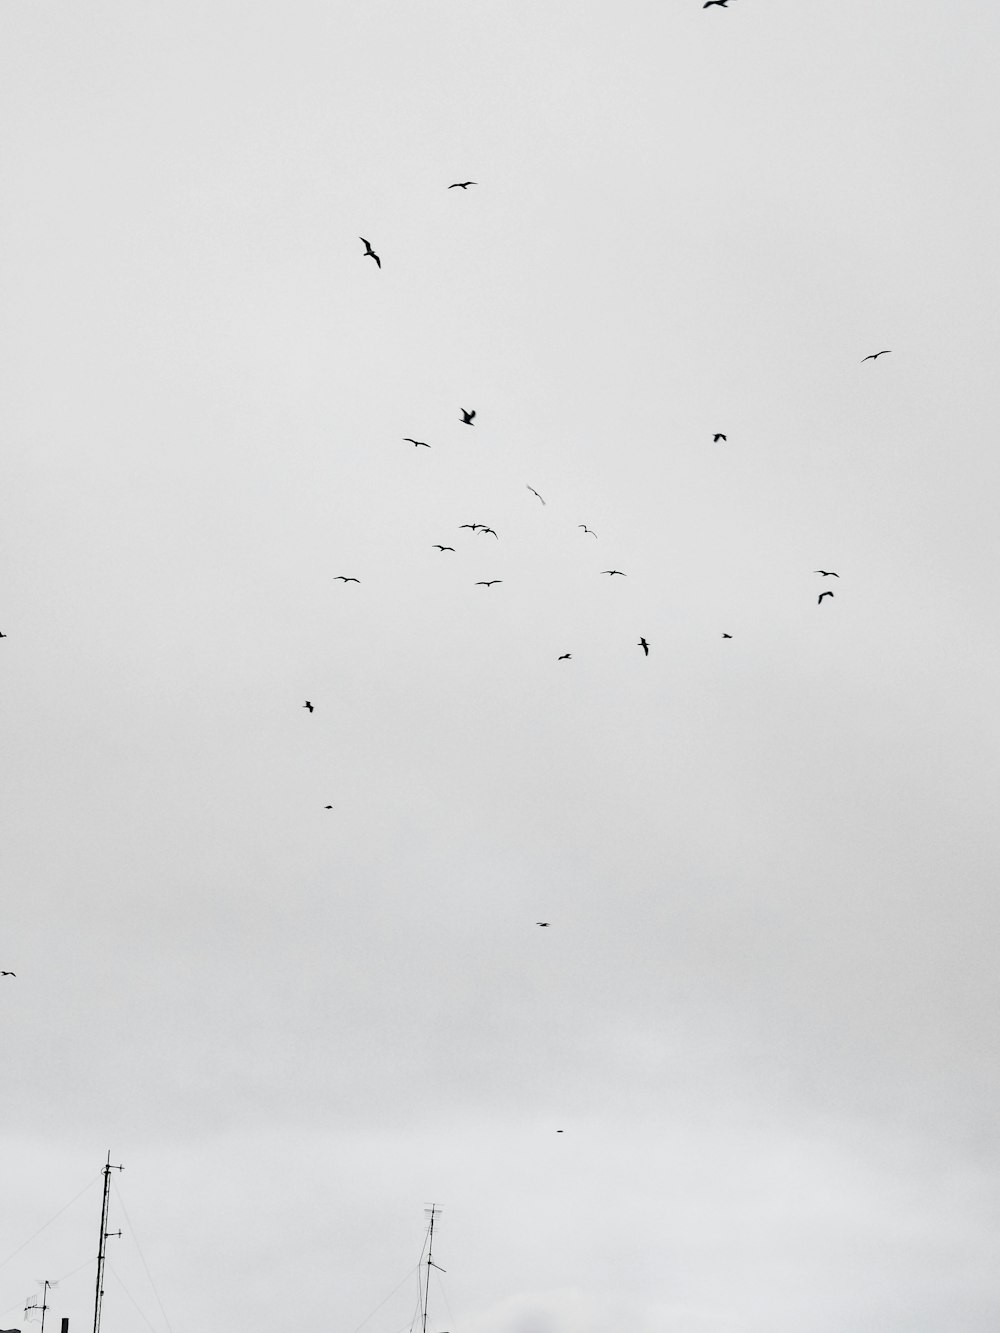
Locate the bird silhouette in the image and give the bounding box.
[722,633,733,639]
[861,350,891,361]
[460,407,476,425]
[713,433,727,442]
[638,637,649,656]
[459,523,484,531]
[404,438,430,448]
[536,922,550,927]
[527,485,546,505]
[359,237,381,267]
[602,569,626,577]
[448,181,477,189]
[324,805,333,809]
[704,0,731,7]
[0,632,6,638]
[558,653,572,660]
[818,591,834,604]
[579,525,597,537]
[432,545,455,552]
[333,576,360,583]
[814,570,839,578]
[303,701,314,712]
[1,970,15,977]
[479,527,499,539]
[476,580,502,587]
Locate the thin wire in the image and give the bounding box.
[346,1262,422,1333]
[112,1178,175,1333]
[106,1262,161,1333]
[0,1173,102,1272]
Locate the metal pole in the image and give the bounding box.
[92,1153,123,1333]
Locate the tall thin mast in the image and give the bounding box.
[421,1205,445,1333]
[92,1152,123,1333]
[24,1279,51,1333]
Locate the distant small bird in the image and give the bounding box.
[579,525,597,537]
[527,485,546,505]
[479,526,499,539]
[324,805,333,809]
[359,237,381,268]
[638,637,649,656]
[722,633,733,639]
[814,570,839,578]
[556,1129,564,1133]
[448,181,477,189]
[602,570,626,577]
[303,701,314,712]
[0,970,14,977]
[0,631,6,638]
[476,580,502,587]
[558,653,571,660]
[536,922,550,927]
[861,350,891,361]
[333,576,360,583]
[404,438,430,448]
[460,407,476,425]
[713,433,727,442]
[703,0,731,7]
[459,523,484,531]
[818,591,834,604]
[433,544,455,552]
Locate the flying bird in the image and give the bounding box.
[359,237,381,267]
[638,637,649,656]
[703,0,731,7]
[713,433,727,442]
[432,545,455,552]
[602,570,626,577]
[527,485,546,505]
[814,570,839,577]
[818,591,834,604]
[479,526,499,539]
[324,805,333,809]
[448,181,477,189]
[861,350,891,361]
[460,407,476,425]
[459,523,484,532]
[333,575,360,583]
[722,633,733,639]
[303,701,314,712]
[536,922,550,927]
[558,653,572,660]
[476,580,502,587]
[579,525,597,537]
[0,631,6,638]
[404,438,430,448]
[0,971,14,977]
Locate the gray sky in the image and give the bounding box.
[3,1,1000,1330]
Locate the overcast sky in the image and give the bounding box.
[3,1,1000,1331]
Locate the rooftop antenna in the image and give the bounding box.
[421,1205,446,1333]
[92,1152,123,1333]
[25,1279,54,1333]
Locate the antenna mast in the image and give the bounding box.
[25,1279,52,1333]
[421,1205,445,1333]
[92,1152,123,1333]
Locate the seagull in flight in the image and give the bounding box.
[404,438,430,448]
[558,653,572,660]
[303,701,314,712]
[814,570,839,578]
[713,433,727,442]
[527,485,546,505]
[703,0,732,7]
[432,544,455,552]
[861,350,891,362]
[536,922,550,927]
[818,590,834,604]
[0,631,6,638]
[638,637,649,656]
[460,407,476,425]
[479,526,499,539]
[1,970,15,977]
[476,580,502,587]
[359,237,381,268]
[579,525,597,537]
[324,805,333,809]
[333,575,360,583]
[722,633,733,639]
[459,523,485,531]
[602,569,626,577]
[448,181,477,189]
